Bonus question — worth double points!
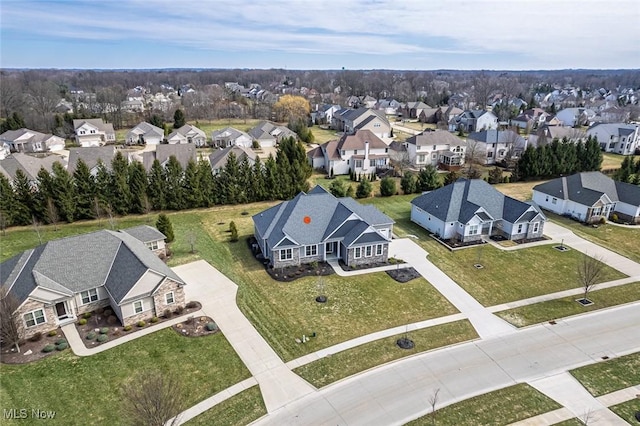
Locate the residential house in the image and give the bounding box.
[411,179,546,243]
[449,110,498,133]
[313,104,342,125]
[248,121,297,148]
[138,144,197,171]
[509,108,549,130]
[211,127,253,148]
[466,130,525,165]
[419,106,463,125]
[555,107,596,127]
[121,225,168,257]
[405,129,467,170]
[0,128,65,153]
[332,108,391,139]
[166,124,207,147]
[73,119,116,147]
[532,171,640,224]
[0,153,60,185]
[253,186,394,269]
[209,145,257,175]
[375,98,402,116]
[586,123,639,155]
[126,122,165,145]
[400,102,431,119]
[0,226,186,339]
[67,146,117,175]
[309,129,390,176]
[534,125,587,147]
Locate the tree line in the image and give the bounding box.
[0,137,311,229]
[511,136,603,181]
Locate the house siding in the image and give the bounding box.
[271,247,301,269]
[76,299,111,317]
[16,299,57,339]
[152,278,186,318]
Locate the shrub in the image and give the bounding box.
[55,338,67,346]
[95,307,104,315]
[100,327,109,334]
[86,332,97,340]
[29,332,43,342]
[42,344,55,353]
[163,309,173,319]
[83,312,92,319]
[107,315,118,325]
[185,301,198,309]
[174,306,184,315]
[47,330,58,337]
[78,318,87,326]
[55,342,68,351]
[185,316,194,325]
[123,325,132,331]
[103,309,113,317]
[150,317,159,323]
[380,177,396,197]
[599,216,607,224]
[96,334,108,343]
[137,320,146,328]
[206,322,218,332]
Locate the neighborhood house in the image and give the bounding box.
[0,226,185,339]
[253,186,394,269]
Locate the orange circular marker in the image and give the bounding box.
[303,216,311,224]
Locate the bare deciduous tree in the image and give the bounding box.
[121,370,184,426]
[428,387,441,425]
[577,253,605,303]
[0,288,21,353]
[46,197,59,231]
[463,140,486,179]
[389,148,413,177]
[32,215,43,244]
[186,230,197,254]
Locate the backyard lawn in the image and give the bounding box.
[0,330,250,425]
[496,282,640,327]
[405,384,562,426]
[570,352,640,397]
[294,320,477,388]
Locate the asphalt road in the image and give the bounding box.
[253,302,640,426]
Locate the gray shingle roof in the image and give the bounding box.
[104,244,148,303]
[0,153,60,181]
[121,225,166,243]
[533,172,640,207]
[208,146,256,171]
[68,146,117,174]
[467,130,525,145]
[142,144,197,171]
[406,130,467,147]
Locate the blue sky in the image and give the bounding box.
[1,0,639,70]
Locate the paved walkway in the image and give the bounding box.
[172,261,315,413]
[327,259,412,277]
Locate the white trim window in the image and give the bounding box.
[146,241,159,251]
[165,292,175,304]
[354,247,362,259]
[304,245,317,257]
[133,300,144,314]
[517,223,524,234]
[81,288,98,305]
[375,244,383,256]
[365,246,373,257]
[532,222,540,233]
[468,225,478,235]
[279,248,293,261]
[24,309,46,328]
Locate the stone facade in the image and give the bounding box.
[16,299,57,340]
[75,299,111,317]
[271,247,301,269]
[615,211,640,224]
[123,310,154,327]
[152,278,186,318]
[346,244,389,267]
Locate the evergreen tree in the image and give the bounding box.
[94,160,112,209]
[73,158,96,220]
[583,136,603,171]
[444,170,460,185]
[51,162,76,222]
[355,177,372,199]
[0,174,16,227]
[229,221,239,242]
[613,156,634,183]
[182,160,202,209]
[156,213,174,243]
[263,154,279,200]
[238,156,253,203]
[379,177,396,196]
[12,170,35,226]
[329,179,347,197]
[251,156,266,202]
[149,114,165,130]
[34,167,55,222]
[197,159,216,206]
[164,156,185,210]
[275,152,294,199]
[345,184,355,198]
[128,161,148,214]
[276,137,312,196]
[219,152,241,205]
[173,109,186,129]
[147,159,167,210]
[400,172,417,194]
[0,112,26,133]
[487,166,503,184]
[416,165,441,191]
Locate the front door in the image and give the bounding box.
[55,301,69,320]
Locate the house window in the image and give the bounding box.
[552,198,557,205]
[354,150,358,155]
[165,292,175,304]
[432,153,437,159]
[304,245,318,257]
[533,222,540,233]
[517,223,524,233]
[374,123,381,128]
[355,160,363,168]
[279,248,293,261]
[354,247,362,259]
[418,155,425,163]
[133,300,144,314]
[146,241,159,251]
[81,288,99,305]
[433,145,436,150]
[487,151,494,158]
[23,309,46,328]
[545,196,549,202]
[376,244,383,255]
[468,225,478,235]
[365,246,373,257]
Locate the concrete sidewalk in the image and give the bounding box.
[327,258,411,277]
[172,260,315,413]
[390,238,516,339]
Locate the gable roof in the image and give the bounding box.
[406,130,467,147]
[142,144,197,170]
[0,128,61,146]
[211,127,251,141]
[533,171,640,207]
[120,225,166,243]
[467,130,525,145]
[248,121,297,141]
[335,129,387,151]
[208,145,256,170]
[0,227,184,307]
[73,118,115,134]
[411,179,543,225]
[0,152,61,181]
[68,146,117,174]
[166,124,206,141]
[128,122,164,138]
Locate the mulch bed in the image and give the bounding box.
[386,267,421,283]
[76,302,202,349]
[512,236,549,245]
[172,315,219,337]
[1,329,68,364]
[338,259,405,272]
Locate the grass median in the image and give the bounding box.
[294,320,477,388]
[185,385,266,426]
[496,281,640,327]
[570,352,640,397]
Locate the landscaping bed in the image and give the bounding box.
[1,328,68,364]
[172,315,219,337]
[338,257,404,272]
[386,266,421,283]
[75,302,202,348]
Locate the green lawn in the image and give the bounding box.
[547,212,640,264]
[602,153,637,171]
[310,126,341,144]
[553,419,585,426]
[185,385,266,426]
[188,118,263,136]
[609,399,640,424]
[496,282,640,327]
[570,352,640,397]
[294,320,477,388]
[405,384,562,426]
[0,329,250,425]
